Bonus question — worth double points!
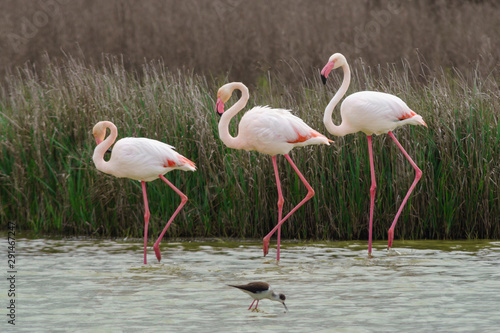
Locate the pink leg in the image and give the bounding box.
[387,131,423,249]
[367,136,376,255]
[153,175,188,262]
[248,299,256,310]
[263,154,315,261]
[141,181,150,265]
[263,156,284,258]
[254,300,260,309]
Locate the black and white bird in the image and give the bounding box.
[228,282,288,311]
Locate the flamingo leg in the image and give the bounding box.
[263,156,285,259]
[367,136,376,255]
[263,154,315,260]
[141,181,150,265]
[386,131,423,249]
[248,299,256,310]
[153,175,188,262]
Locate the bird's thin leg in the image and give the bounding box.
[263,156,285,259]
[153,175,188,262]
[254,300,260,309]
[367,136,376,255]
[141,181,150,265]
[387,131,423,249]
[263,154,315,260]
[248,299,256,310]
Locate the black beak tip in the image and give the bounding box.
[321,74,327,85]
[216,111,223,118]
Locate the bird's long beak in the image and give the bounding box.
[283,303,288,312]
[321,73,327,85]
[320,61,335,85]
[216,97,224,117]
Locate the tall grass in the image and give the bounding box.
[0,55,499,241]
[2,0,499,82]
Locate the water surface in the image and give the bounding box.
[5,237,500,332]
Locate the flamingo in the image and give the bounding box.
[92,121,196,264]
[320,53,427,254]
[215,82,331,261]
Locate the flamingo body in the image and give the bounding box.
[340,91,421,136]
[236,106,330,155]
[92,121,195,264]
[96,137,195,182]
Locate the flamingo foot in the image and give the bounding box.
[387,228,394,249]
[153,243,162,262]
[263,236,270,256]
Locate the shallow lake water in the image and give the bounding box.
[4,236,500,332]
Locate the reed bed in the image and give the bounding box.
[2,0,500,82]
[0,56,499,241]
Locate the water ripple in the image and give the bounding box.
[8,238,500,332]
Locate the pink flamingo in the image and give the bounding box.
[92,121,196,264]
[321,53,427,254]
[215,82,331,261]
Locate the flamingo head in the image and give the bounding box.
[321,53,347,84]
[409,114,428,128]
[216,83,234,117]
[92,121,107,145]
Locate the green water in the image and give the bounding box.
[3,237,500,332]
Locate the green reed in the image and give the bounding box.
[1,56,499,241]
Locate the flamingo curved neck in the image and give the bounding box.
[93,122,117,174]
[323,63,354,137]
[218,83,249,149]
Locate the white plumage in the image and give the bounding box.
[340,91,421,135]
[236,106,330,155]
[102,137,195,182]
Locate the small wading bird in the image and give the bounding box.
[320,53,427,254]
[92,121,196,264]
[215,82,331,261]
[229,282,288,311]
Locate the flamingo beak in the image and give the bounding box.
[422,120,428,128]
[320,61,335,85]
[216,97,225,117]
[321,73,327,85]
